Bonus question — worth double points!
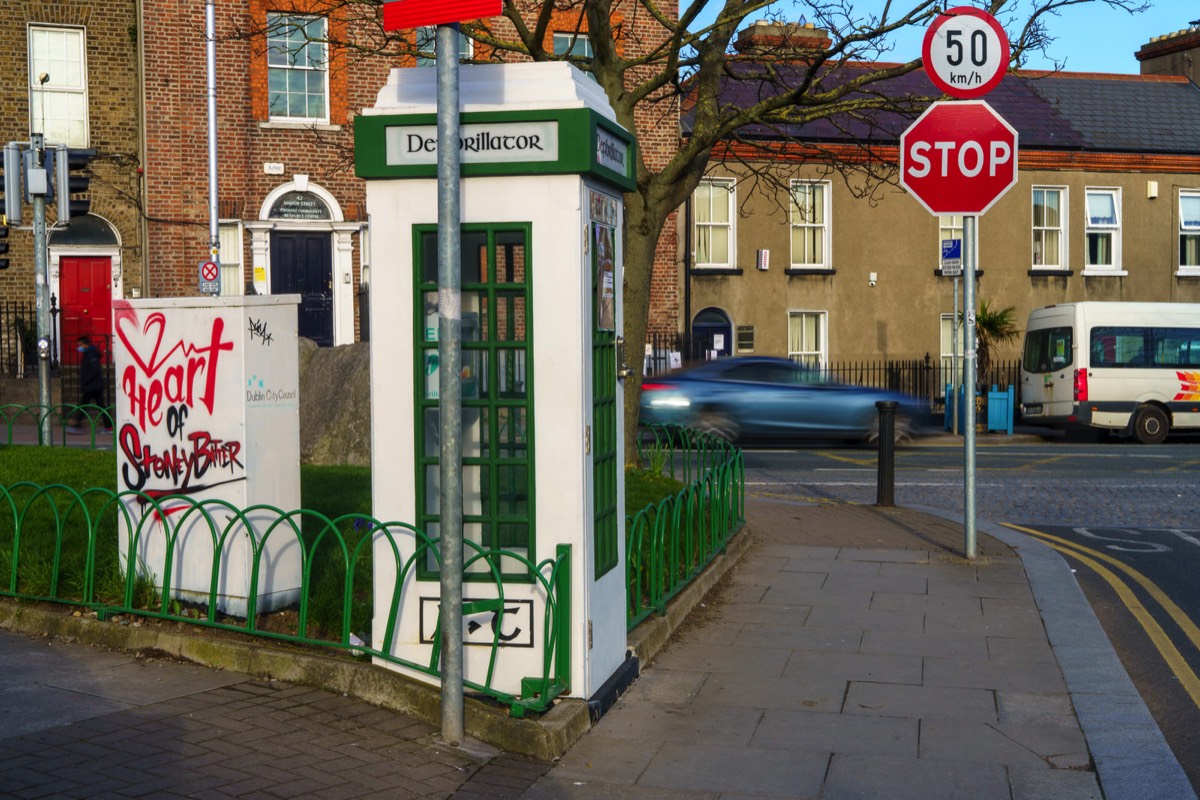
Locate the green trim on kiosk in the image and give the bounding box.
[355,107,637,191]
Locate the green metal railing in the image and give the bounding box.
[626,424,745,629]
[2,403,116,449]
[0,482,570,718]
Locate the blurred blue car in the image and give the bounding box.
[639,356,925,443]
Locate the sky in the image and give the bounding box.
[714,2,1196,75]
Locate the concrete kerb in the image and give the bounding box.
[913,506,1198,800]
[0,523,753,763]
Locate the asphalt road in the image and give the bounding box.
[742,439,1200,792]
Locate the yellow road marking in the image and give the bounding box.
[1006,523,1200,711]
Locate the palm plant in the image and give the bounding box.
[974,300,1021,384]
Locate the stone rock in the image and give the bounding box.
[297,337,371,466]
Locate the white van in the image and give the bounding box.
[1020,302,1200,443]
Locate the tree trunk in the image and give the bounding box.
[621,186,670,466]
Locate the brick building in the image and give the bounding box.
[133,0,680,348]
[0,1,142,374]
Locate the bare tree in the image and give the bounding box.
[247,0,1148,460]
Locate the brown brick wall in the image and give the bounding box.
[0,1,142,304]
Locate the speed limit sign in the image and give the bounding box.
[922,6,1010,99]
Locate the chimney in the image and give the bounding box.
[1136,24,1200,82]
[734,21,831,57]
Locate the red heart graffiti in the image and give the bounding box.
[115,310,178,377]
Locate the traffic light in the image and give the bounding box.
[2,143,20,226]
[54,147,95,224]
[0,225,8,270]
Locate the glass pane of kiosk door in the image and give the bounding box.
[416,227,533,579]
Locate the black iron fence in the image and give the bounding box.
[644,332,1020,410]
[1,301,40,378]
[1,301,117,407]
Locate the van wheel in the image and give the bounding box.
[1132,405,1169,445]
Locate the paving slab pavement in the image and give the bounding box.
[0,495,1194,799]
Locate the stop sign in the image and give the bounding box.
[899,100,1018,216]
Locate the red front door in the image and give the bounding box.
[59,256,113,365]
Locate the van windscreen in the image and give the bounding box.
[1023,326,1072,373]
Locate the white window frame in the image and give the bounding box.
[28,25,89,147]
[1178,190,1200,276]
[218,221,244,298]
[267,14,329,123]
[693,178,736,270]
[416,27,474,66]
[787,310,827,367]
[1032,186,1067,271]
[789,180,831,269]
[940,312,963,389]
[1083,187,1124,275]
[553,32,593,58]
[938,215,978,273]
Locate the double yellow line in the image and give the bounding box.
[1005,523,1200,710]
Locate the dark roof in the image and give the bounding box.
[689,64,1200,155]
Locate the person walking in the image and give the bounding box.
[70,336,110,432]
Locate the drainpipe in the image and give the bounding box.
[206,0,220,274]
[683,195,692,344]
[136,0,150,296]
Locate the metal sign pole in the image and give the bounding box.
[31,135,51,443]
[952,275,959,435]
[206,0,221,272]
[436,22,465,748]
[963,216,977,559]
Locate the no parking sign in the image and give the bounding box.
[198,260,221,294]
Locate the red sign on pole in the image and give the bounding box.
[382,0,501,30]
[921,7,1010,99]
[899,100,1018,217]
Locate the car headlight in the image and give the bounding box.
[648,396,690,408]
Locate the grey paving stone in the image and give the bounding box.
[740,623,863,653]
[550,735,662,783]
[919,718,1088,768]
[695,671,847,713]
[822,753,1012,800]
[650,641,791,676]
[637,741,829,797]
[997,691,1078,726]
[923,657,1067,694]
[869,591,982,617]
[843,682,997,722]
[780,557,884,576]
[784,650,924,685]
[803,604,926,634]
[821,572,929,595]
[752,707,917,757]
[836,548,932,564]
[986,634,1058,663]
[620,667,708,704]
[583,697,763,746]
[1008,767,1104,800]
[859,627,990,660]
[927,575,1035,600]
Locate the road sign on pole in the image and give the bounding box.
[940,238,963,276]
[899,100,1018,216]
[922,6,1010,99]
[199,260,220,294]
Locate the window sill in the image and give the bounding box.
[691,267,743,276]
[259,121,342,132]
[1081,269,1128,277]
[785,268,835,276]
[1027,269,1074,276]
[1175,269,1200,278]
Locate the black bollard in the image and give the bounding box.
[875,400,898,507]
